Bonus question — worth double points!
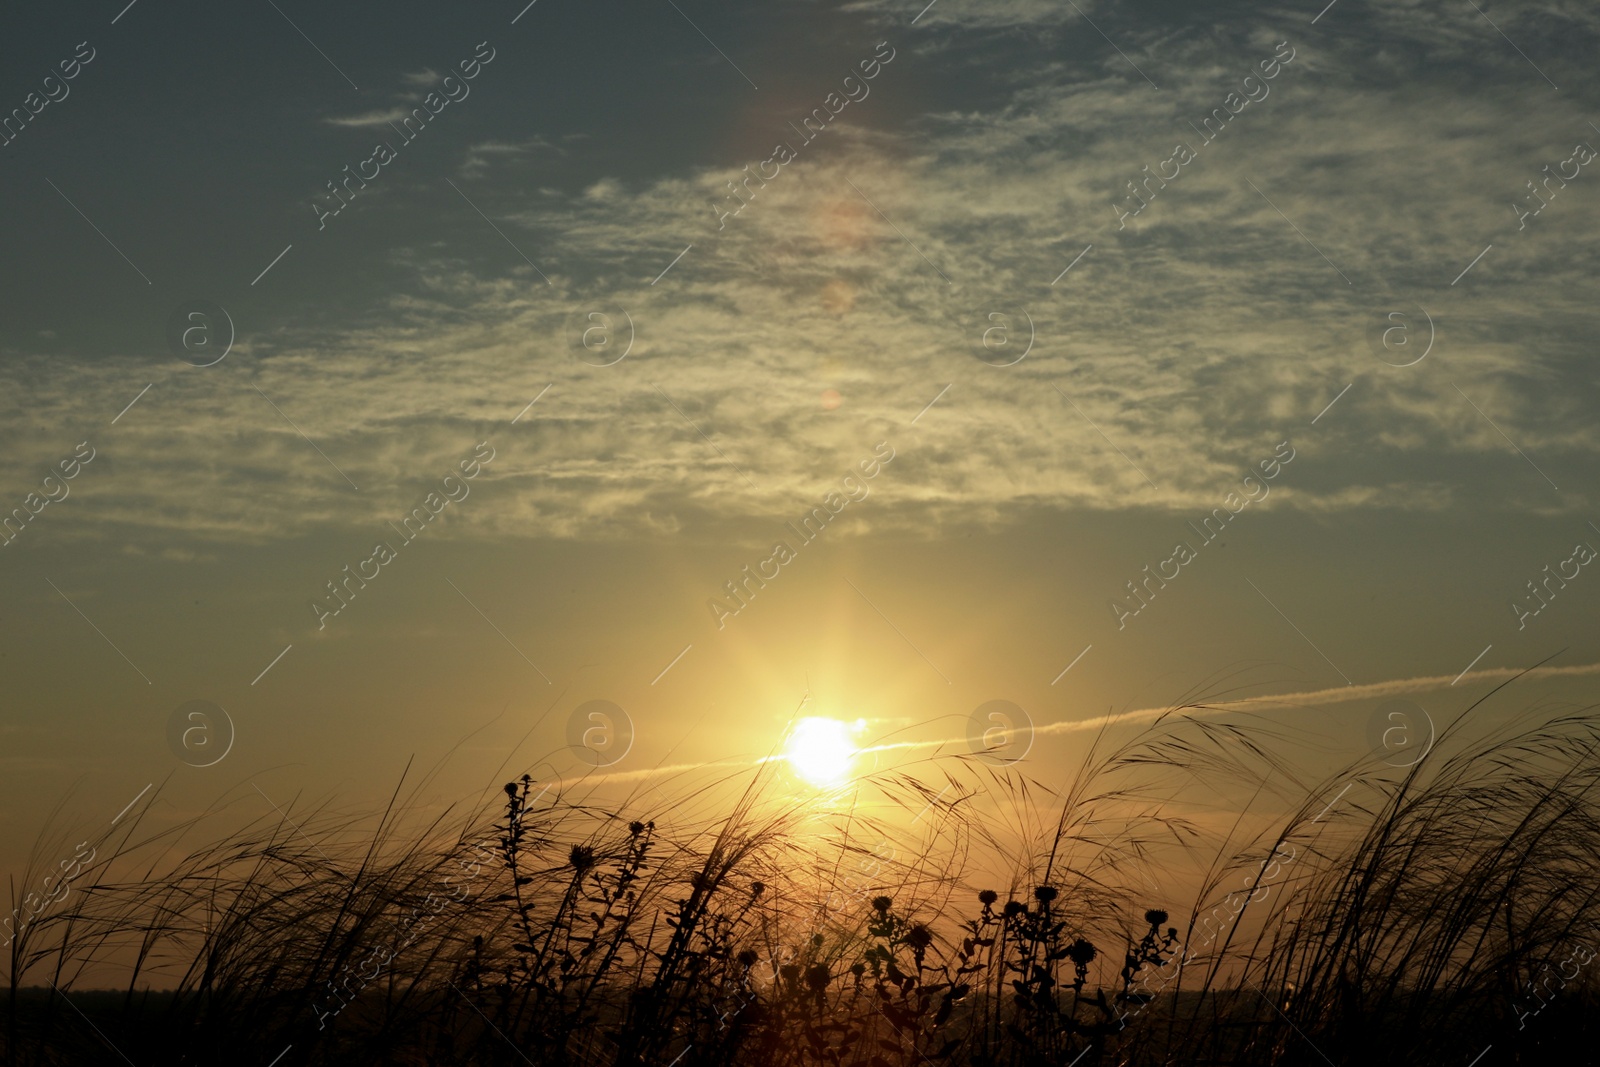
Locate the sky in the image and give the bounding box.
[2,0,1599,877]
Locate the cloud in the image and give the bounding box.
[324,65,464,129]
[459,138,557,179]
[6,9,1600,547]
[843,0,1090,29]
[322,107,413,128]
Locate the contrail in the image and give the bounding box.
[567,662,1600,782]
[1026,660,1600,739]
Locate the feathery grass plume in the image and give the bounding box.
[7,669,1600,1065]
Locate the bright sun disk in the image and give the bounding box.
[785,717,858,787]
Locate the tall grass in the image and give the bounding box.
[5,673,1599,1066]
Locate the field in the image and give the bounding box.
[5,671,1596,1067]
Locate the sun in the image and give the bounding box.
[784,717,860,788]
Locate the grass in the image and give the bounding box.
[4,669,1599,1066]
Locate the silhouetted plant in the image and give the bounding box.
[7,674,1600,1067]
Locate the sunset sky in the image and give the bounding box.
[2,0,1599,871]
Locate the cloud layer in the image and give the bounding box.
[4,3,1598,548]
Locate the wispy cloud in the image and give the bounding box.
[7,12,1600,547]
[459,138,557,179]
[322,107,413,128]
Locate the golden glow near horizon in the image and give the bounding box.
[784,716,862,788]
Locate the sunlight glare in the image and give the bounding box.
[785,716,858,788]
